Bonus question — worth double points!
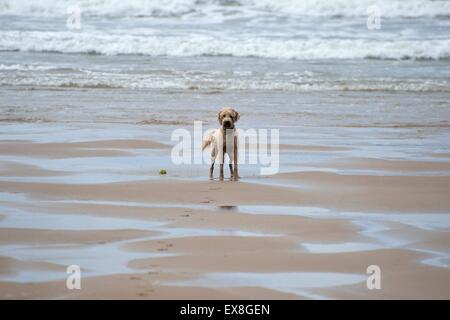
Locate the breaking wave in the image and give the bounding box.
[1,31,450,60]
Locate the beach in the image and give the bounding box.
[1,0,450,299]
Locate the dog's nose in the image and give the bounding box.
[223,120,231,127]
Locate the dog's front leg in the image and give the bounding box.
[219,164,224,180]
[219,129,225,180]
[233,134,239,181]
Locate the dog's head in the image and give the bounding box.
[218,107,240,130]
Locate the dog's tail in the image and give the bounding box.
[202,131,215,151]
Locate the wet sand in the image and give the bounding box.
[0,133,449,300]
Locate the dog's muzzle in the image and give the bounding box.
[223,120,233,129]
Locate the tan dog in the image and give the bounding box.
[202,107,240,181]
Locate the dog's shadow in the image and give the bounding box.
[217,205,238,211]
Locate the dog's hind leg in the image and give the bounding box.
[209,148,217,180]
[210,163,215,180]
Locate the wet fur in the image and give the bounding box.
[203,107,240,181]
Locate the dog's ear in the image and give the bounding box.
[233,110,240,122]
[217,109,224,124]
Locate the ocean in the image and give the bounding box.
[1,0,450,93]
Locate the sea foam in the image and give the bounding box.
[1,0,449,18]
[1,30,450,60]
